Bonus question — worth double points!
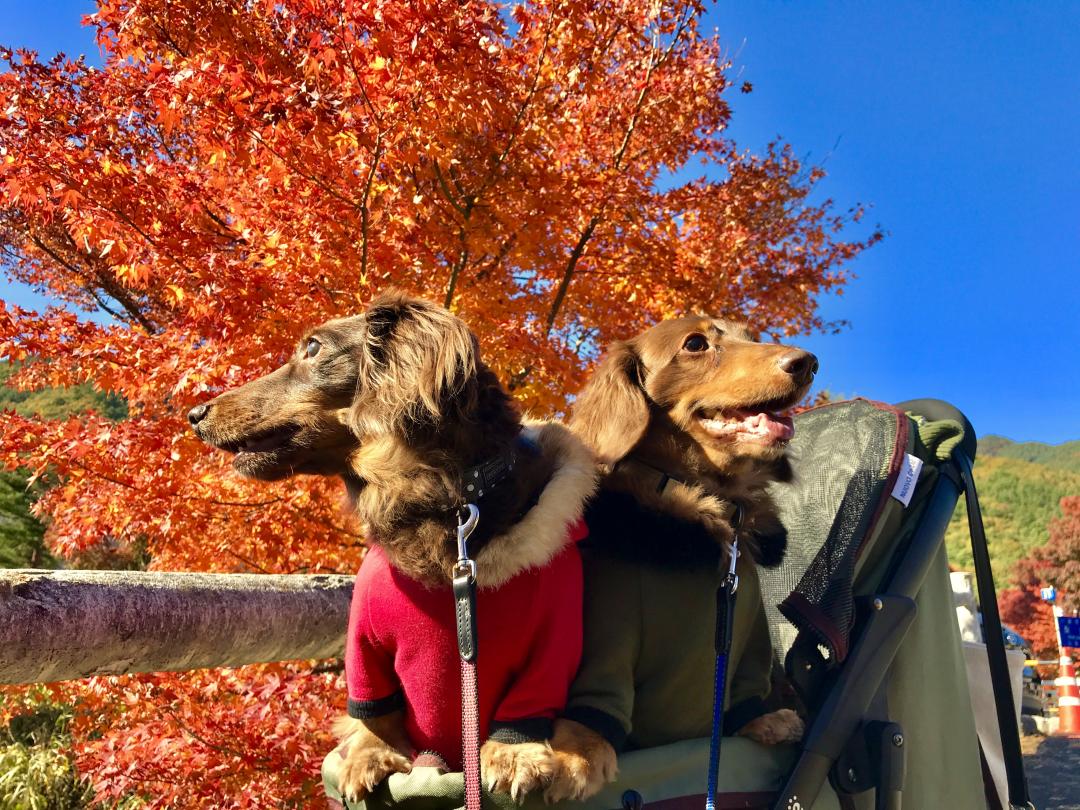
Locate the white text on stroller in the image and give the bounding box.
[890,453,924,508]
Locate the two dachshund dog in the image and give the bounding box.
[190,292,816,801]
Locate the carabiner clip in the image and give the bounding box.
[454,504,480,581]
[725,539,739,594]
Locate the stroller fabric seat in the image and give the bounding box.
[323,399,999,810]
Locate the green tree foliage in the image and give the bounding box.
[945,454,1080,586]
[0,690,144,810]
[0,360,127,569]
[0,471,51,569]
[0,363,126,422]
[978,434,1080,474]
[0,696,93,810]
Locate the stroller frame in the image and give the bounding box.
[774,400,1032,810]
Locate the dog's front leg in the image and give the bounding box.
[735,708,804,745]
[543,719,618,803]
[333,713,414,803]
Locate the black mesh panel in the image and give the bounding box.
[759,400,905,669]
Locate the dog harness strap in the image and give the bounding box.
[454,505,482,810]
[706,537,740,810]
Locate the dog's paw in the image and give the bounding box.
[543,720,617,803]
[481,740,555,803]
[337,742,412,804]
[736,708,804,746]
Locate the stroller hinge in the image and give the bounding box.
[832,720,905,810]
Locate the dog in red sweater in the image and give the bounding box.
[189,292,596,802]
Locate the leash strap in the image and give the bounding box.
[706,537,739,810]
[454,505,482,810]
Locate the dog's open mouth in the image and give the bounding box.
[697,407,795,444]
[219,424,300,457]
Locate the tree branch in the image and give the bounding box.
[359,131,384,279]
[543,6,696,336]
[545,214,600,336]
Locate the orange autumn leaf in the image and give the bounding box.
[0,1,881,805]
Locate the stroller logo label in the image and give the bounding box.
[787,799,803,810]
[890,453,923,508]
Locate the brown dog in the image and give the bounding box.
[188,292,596,802]
[545,316,815,801]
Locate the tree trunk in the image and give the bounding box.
[0,569,354,684]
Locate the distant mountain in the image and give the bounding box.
[978,434,1080,474]
[0,362,126,421]
[945,446,1080,587]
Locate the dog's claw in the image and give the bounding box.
[481,740,556,801]
[338,744,412,803]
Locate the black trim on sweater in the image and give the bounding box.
[562,705,629,752]
[347,691,405,719]
[565,697,767,752]
[487,717,554,745]
[722,696,767,736]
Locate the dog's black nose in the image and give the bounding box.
[188,403,210,426]
[777,350,818,384]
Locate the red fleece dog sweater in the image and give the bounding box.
[345,521,586,770]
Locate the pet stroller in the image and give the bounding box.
[323,398,1032,810]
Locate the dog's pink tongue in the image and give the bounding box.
[763,413,795,441]
[738,410,795,442]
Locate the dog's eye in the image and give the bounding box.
[682,334,709,353]
[305,338,322,359]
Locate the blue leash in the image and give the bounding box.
[706,537,740,810]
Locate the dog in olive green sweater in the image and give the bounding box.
[544,315,813,801]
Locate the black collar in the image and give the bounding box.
[615,455,690,494]
[460,433,539,504]
[615,455,744,528]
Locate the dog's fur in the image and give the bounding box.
[545,316,816,801]
[189,291,595,802]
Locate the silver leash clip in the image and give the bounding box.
[454,504,480,581]
[725,503,743,593]
[725,539,740,594]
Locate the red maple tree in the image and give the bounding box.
[1002,496,1080,673]
[998,586,1059,664]
[1014,496,1080,613]
[0,1,880,804]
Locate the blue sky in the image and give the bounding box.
[1,2,1077,442]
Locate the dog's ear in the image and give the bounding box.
[352,292,478,434]
[570,340,650,466]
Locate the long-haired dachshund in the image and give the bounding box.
[545,316,816,801]
[188,292,595,802]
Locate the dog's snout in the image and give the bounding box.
[188,403,211,427]
[777,350,818,384]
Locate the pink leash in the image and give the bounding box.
[453,505,482,810]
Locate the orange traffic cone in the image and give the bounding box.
[1054,606,1080,737]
